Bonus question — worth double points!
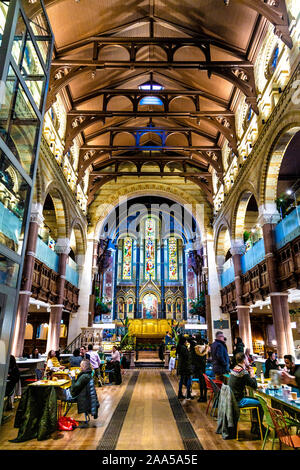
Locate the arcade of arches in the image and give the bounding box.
[0,0,300,450]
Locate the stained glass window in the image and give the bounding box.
[145,217,156,280]
[122,237,132,280]
[168,237,178,280]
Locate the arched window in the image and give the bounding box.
[145,217,156,280]
[122,236,133,280]
[168,236,178,280]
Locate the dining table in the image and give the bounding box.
[252,384,300,421]
[11,378,71,442]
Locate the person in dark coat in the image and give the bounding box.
[264,351,280,378]
[210,331,230,382]
[5,355,20,409]
[159,341,165,361]
[177,335,194,400]
[191,335,210,402]
[69,348,83,367]
[231,337,245,368]
[65,359,100,419]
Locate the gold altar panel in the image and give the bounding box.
[128,319,172,338]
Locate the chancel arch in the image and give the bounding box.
[92,195,202,325]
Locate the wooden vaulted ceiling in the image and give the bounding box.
[32,0,292,206]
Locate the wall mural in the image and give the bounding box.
[145,217,156,280]
[122,236,133,280]
[142,293,158,319]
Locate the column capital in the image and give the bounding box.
[55,238,71,255]
[230,239,245,256]
[30,202,44,226]
[258,205,281,226]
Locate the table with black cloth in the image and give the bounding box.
[10,381,69,442]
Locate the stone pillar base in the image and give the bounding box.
[164,350,170,368]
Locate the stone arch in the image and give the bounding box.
[70,218,87,256]
[232,189,259,241]
[215,222,231,266]
[92,183,207,243]
[260,112,300,210]
[42,182,70,239]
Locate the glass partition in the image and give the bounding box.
[0,65,40,175]
[0,153,30,254]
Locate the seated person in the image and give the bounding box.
[244,348,254,368]
[228,352,264,436]
[80,346,87,359]
[46,350,64,373]
[69,348,83,367]
[264,351,280,378]
[30,348,41,359]
[281,367,300,390]
[63,359,100,419]
[283,354,299,376]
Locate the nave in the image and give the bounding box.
[0,370,268,451]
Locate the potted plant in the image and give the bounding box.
[189,293,205,316]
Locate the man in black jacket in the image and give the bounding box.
[228,352,264,435]
[210,331,230,382]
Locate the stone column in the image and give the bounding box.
[258,208,295,358]
[68,237,95,341]
[206,235,232,352]
[11,203,44,357]
[46,238,70,352]
[231,240,253,353]
[160,242,165,319]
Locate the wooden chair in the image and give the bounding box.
[267,406,300,450]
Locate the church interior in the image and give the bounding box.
[0,0,300,452]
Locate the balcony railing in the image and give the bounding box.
[220,258,235,288]
[35,237,59,272]
[241,238,265,273]
[275,206,300,249]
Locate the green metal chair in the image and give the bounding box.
[254,393,300,449]
[254,394,276,450]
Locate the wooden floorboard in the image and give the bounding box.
[0,370,290,450]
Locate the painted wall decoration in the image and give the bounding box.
[122,237,133,280]
[142,293,158,319]
[168,237,178,280]
[145,218,156,280]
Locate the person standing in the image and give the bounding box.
[177,335,194,400]
[159,340,165,362]
[5,355,20,410]
[192,336,210,402]
[86,344,101,385]
[111,345,122,385]
[210,331,230,382]
[231,337,245,367]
